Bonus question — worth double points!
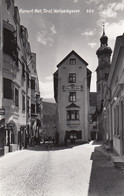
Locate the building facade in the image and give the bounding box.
[0,0,41,155]
[54,50,91,144]
[103,34,124,155]
[96,27,112,140]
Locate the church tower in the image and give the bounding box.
[96,25,112,140]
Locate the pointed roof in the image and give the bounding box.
[57,50,88,68]
[66,103,80,108]
[100,23,108,46]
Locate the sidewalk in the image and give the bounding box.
[88,141,124,196]
[103,142,124,169]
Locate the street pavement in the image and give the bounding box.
[0,142,124,196]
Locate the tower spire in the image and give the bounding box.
[103,23,105,36]
[100,23,108,46]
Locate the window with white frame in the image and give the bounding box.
[69,73,76,83]
[69,92,76,102]
[69,58,76,65]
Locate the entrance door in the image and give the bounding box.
[70,130,77,144]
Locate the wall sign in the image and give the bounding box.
[62,84,83,91]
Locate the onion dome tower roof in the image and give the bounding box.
[96,24,112,56]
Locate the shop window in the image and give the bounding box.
[22,94,25,111]
[77,130,82,139]
[3,78,13,99]
[69,73,76,83]
[69,58,76,65]
[15,88,19,107]
[67,110,79,120]
[31,79,35,90]
[69,92,76,102]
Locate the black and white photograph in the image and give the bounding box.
[0,0,124,195]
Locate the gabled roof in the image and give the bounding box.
[57,50,88,68]
[66,103,80,108]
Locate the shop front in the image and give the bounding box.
[5,121,18,153]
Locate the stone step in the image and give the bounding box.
[111,155,124,169]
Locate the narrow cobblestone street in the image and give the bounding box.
[0,142,124,196]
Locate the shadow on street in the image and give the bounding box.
[88,142,124,196]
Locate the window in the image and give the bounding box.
[22,95,25,111]
[69,92,76,102]
[27,99,29,114]
[114,105,120,136]
[69,58,76,65]
[69,73,76,83]
[67,110,79,120]
[27,73,29,87]
[3,78,13,99]
[22,63,25,78]
[15,88,19,107]
[3,28,18,65]
[31,104,35,114]
[31,79,35,90]
[6,0,11,10]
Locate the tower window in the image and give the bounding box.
[69,92,76,102]
[69,59,76,65]
[31,79,35,90]
[69,73,76,83]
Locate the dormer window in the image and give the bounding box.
[69,58,76,65]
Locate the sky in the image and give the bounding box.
[15,0,124,100]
